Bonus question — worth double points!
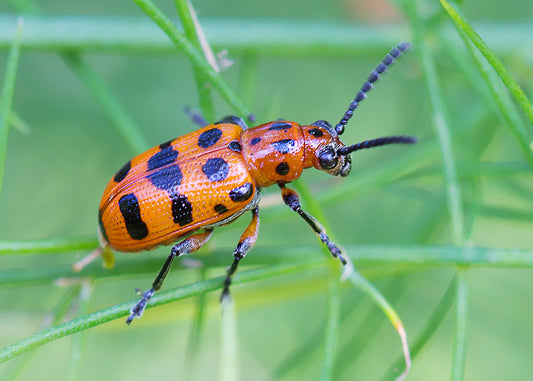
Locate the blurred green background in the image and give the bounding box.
[0,0,532,380]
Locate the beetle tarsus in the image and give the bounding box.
[126,288,154,325]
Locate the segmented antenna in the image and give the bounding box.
[335,42,411,135]
[337,135,417,156]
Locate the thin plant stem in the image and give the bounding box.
[440,0,533,130]
[451,268,468,381]
[174,0,216,122]
[319,276,341,381]
[62,52,149,154]
[0,18,23,202]
[0,261,317,363]
[132,0,251,119]
[66,280,93,381]
[220,297,239,381]
[185,268,208,381]
[381,276,456,380]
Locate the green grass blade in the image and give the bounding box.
[132,0,251,119]
[0,236,97,255]
[408,2,465,245]
[62,52,149,154]
[174,0,215,122]
[320,276,341,381]
[2,286,81,381]
[0,261,316,363]
[440,0,533,130]
[66,280,92,381]
[348,271,410,380]
[0,18,23,202]
[381,276,456,380]
[220,298,239,381]
[185,268,207,381]
[451,268,468,381]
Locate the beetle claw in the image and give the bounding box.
[126,288,154,325]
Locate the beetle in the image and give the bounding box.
[96,42,417,325]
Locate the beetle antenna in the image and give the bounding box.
[337,135,417,155]
[335,42,411,135]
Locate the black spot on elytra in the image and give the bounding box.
[228,140,242,152]
[118,193,149,240]
[276,162,290,176]
[159,140,173,149]
[214,204,229,214]
[170,192,193,226]
[148,145,178,171]
[202,158,229,182]
[198,128,223,149]
[268,122,292,131]
[114,160,131,183]
[229,183,254,202]
[147,164,183,191]
[271,139,296,154]
[308,128,324,138]
[98,209,109,243]
[250,137,261,145]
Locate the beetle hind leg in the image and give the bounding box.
[221,207,260,302]
[126,229,213,325]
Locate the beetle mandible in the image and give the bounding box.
[96,42,417,324]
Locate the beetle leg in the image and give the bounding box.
[279,184,349,266]
[126,229,213,325]
[221,207,260,302]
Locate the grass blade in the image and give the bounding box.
[320,276,341,381]
[174,0,216,122]
[62,52,149,154]
[451,268,468,381]
[132,0,251,119]
[220,298,239,381]
[440,0,533,130]
[0,18,23,201]
[0,261,316,363]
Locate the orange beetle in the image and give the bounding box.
[97,42,416,324]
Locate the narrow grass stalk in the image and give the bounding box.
[0,236,97,255]
[132,0,251,119]
[2,286,81,381]
[407,3,470,378]
[320,276,341,381]
[62,53,149,154]
[338,278,407,380]
[221,298,239,381]
[9,110,30,134]
[174,0,216,122]
[185,268,208,381]
[66,280,92,381]
[409,1,464,245]
[451,268,468,381]
[440,0,533,130]
[0,18,23,201]
[381,276,456,380]
[440,13,533,168]
[0,261,316,363]
[348,271,410,381]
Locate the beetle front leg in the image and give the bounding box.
[279,184,350,267]
[126,229,213,325]
[221,207,260,302]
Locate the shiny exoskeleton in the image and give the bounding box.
[96,42,417,324]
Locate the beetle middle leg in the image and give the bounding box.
[221,207,260,302]
[279,184,351,270]
[126,229,213,325]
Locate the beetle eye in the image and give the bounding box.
[318,147,338,170]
